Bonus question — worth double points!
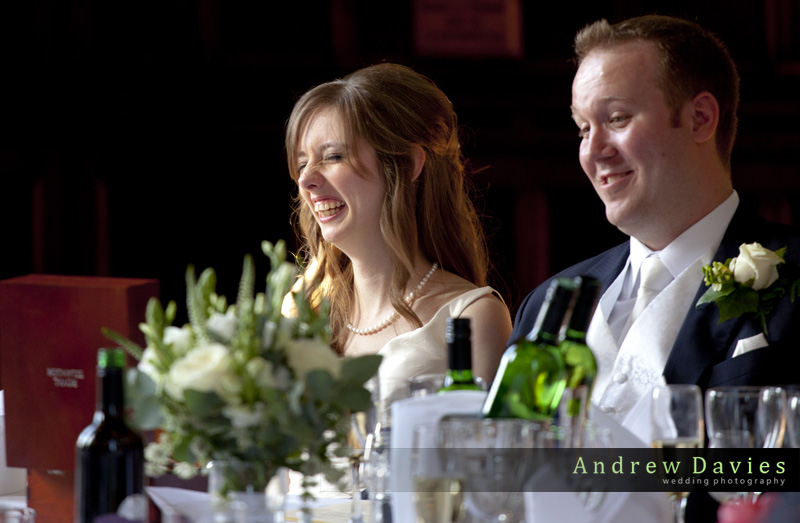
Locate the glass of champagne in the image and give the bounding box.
[651,384,704,523]
[411,423,465,523]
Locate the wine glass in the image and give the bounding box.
[704,386,787,504]
[347,376,380,523]
[787,389,800,448]
[411,423,466,523]
[439,418,537,522]
[651,384,704,523]
[265,467,289,523]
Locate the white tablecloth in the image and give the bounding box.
[147,486,363,523]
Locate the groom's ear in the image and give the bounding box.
[689,91,719,145]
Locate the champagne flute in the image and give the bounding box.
[651,384,704,523]
[411,423,465,523]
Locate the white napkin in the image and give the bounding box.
[389,391,487,523]
[620,377,668,445]
[0,391,27,496]
[732,333,769,357]
[526,466,594,522]
[526,472,673,523]
[524,399,673,523]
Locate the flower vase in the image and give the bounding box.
[207,460,275,523]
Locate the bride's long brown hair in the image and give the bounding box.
[285,63,489,354]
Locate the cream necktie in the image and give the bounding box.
[620,255,672,341]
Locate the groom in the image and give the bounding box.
[512,14,800,521]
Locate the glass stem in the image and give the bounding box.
[674,494,687,523]
[349,457,363,523]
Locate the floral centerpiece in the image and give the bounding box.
[104,240,381,503]
[698,242,800,333]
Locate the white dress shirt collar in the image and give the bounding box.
[600,191,739,341]
[629,190,740,288]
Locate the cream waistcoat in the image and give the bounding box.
[588,248,715,424]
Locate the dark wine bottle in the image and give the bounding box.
[438,317,482,392]
[75,348,145,523]
[558,276,601,440]
[482,279,575,420]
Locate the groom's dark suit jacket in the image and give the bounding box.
[510,206,800,391]
[510,206,800,523]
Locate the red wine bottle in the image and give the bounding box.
[75,348,145,522]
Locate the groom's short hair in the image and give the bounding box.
[574,15,740,170]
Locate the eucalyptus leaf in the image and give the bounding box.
[130,396,164,430]
[340,355,382,385]
[184,390,226,417]
[306,369,335,399]
[333,387,372,412]
[124,369,162,430]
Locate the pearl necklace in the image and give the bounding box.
[346,263,439,336]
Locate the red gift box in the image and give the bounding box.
[0,274,158,522]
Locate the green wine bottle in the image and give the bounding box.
[438,317,483,392]
[558,276,601,437]
[481,279,575,420]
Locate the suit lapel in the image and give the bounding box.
[662,208,758,386]
[587,243,629,289]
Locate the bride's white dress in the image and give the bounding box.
[290,287,499,499]
[376,286,499,405]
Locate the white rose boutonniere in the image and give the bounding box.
[698,242,800,333]
[728,243,783,290]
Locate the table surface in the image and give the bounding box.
[148,485,364,523]
[0,487,29,512]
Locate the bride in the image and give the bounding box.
[284,63,511,390]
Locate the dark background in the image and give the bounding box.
[4,0,799,316]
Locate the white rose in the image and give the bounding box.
[165,343,235,399]
[163,326,193,357]
[284,337,341,379]
[729,242,784,290]
[206,311,237,343]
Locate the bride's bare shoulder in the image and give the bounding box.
[414,270,480,318]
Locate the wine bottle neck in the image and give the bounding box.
[563,328,587,344]
[529,281,575,343]
[98,367,125,418]
[445,368,476,382]
[532,330,561,345]
[448,338,473,370]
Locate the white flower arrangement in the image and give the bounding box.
[104,240,381,495]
